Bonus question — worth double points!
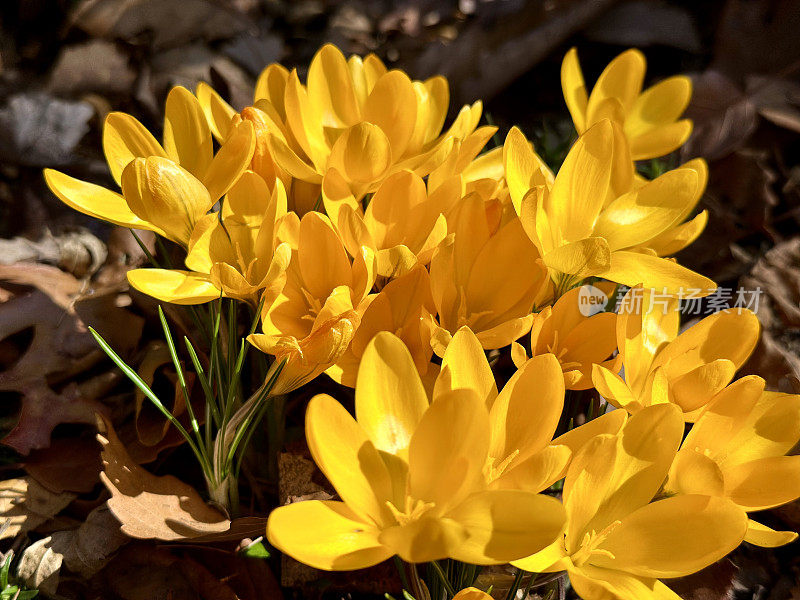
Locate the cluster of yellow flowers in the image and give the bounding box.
[44,45,800,599]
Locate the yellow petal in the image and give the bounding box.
[127,269,220,304]
[544,237,612,279]
[268,134,322,183]
[493,444,572,493]
[653,308,760,372]
[591,365,639,412]
[593,495,747,578]
[408,389,490,512]
[503,126,554,213]
[202,120,256,202]
[447,490,566,565]
[569,565,681,600]
[681,375,764,459]
[121,157,212,245]
[43,169,161,233]
[561,48,588,133]
[591,48,646,115]
[647,210,708,257]
[102,112,167,185]
[355,332,429,455]
[565,404,684,549]
[305,394,394,524]
[594,168,700,251]
[452,588,492,600]
[489,353,564,463]
[723,390,800,466]
[364,70,417,158]
[552,409,627,460]
[666,448,725,496]
[195,81,236,141]
[629,120,693,161]
[307,44,361,128]
[163,86,213,179]
[667,359,736,413]
[378,516,468,564]
[254,63,289,115]
[435,326,498,409]
[546,121,613,242]
[724,455,800,511]
[328,122,392,187]
[297,211,353,300]
[266,500,391,571]
[744,519,798,548]
[599,251,716,295]
[627,76,692,135]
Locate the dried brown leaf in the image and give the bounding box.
[17,536,63,596]
[0,477,75,540]
[98,416,230,541]
[50,505,129,579]
[25,436,102,494]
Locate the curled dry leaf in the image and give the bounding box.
[98,415,231,541]
[0,477,76,540]
[17,536,63,596]
[50,505,129,579]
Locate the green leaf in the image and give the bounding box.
[240,540,270,559]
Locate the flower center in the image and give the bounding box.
[571,520,621,567]
[386,497,436,526]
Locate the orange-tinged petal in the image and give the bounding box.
[593,495,747,578]
[305,394,394,524]
[127,268,220,304]
[355,332,429,455]
[493,444,572,493]
[102,112,167,185]
[266,500,391,571]
[647,210,708,257]
[668,359,736,413]
[552,409,627,461]
[297,211,353,300]
[447,490,566,565]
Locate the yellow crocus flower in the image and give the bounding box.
[249,211,375,386]
[561,47,693,160]
[329,266,437,388]
[503,122,713,294]
[511,284,619,390]
[452,589,491,600]
[666,377,800,548]
[126,172,292,305]
[266,332,565,568]
[322,169,450,278]
[267,44,491,200]
[44,87,255,246]
[430,194,549,352]
[514,404,748,600]
[592,287,761,420]
[434,327,571,492]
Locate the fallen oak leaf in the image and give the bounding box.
[16,536,63,596]
[97,415,231,541]
[0,477,76,540]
